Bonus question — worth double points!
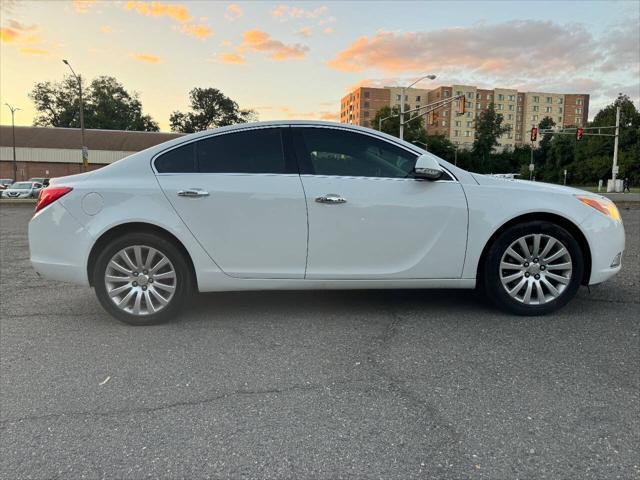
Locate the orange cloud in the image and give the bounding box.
[329,23,604,77]
[319,111,339,121]
[1,20,40,44]
[125,1,191,22]
[225,4,243,21]
[271,5,328,21]
[220,52,246,64]
[239,29,307,61]
[20,47,49,55]
[73,0,96,13]
[100,25,112,33]
[296,26,312,38]
[130,53,162,63]
[323,27,334,35]
[178,23,213,39]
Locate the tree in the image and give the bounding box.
[29,75,159,131]
[371,105,427,144]
[170,88,257,133]
[471,103,510,171]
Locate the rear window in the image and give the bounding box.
[155,143,196,173]
[197,128,285,174]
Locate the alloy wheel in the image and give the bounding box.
[104,245,177,316]
[499,233,572,305]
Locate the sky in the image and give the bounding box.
[1,0,639,131]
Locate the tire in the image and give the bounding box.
[481,221,584,316]
[93,232,192,325]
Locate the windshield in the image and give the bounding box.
[11,182,33,189]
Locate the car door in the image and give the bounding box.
[292,126,468,279]
[155,126,308,279]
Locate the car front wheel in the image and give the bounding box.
[93,233,191,325]
[482,221,584,315]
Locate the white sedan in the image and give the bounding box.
[28,121,624,325]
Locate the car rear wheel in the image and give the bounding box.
[482,221,584,315]
[93,233,191,325]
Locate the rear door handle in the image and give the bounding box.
[177,188,209,198]
[315,193,347,204]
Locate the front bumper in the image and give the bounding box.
[581,209,625,285]
[3,191,33,198]
[29,201,94,286]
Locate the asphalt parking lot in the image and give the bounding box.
[1,203,638,479]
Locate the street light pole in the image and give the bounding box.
[63,59,88,172]
[399,74,436,141]
[611,104,620,184]
[4,103,20,181]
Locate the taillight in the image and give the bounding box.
[35,186,73,213]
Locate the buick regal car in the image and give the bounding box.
[28,121,624,325]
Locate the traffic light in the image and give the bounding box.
[530,127,538,142]
[458,96,465,115]
[576,127,584,140]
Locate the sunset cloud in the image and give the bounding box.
[329,21,604,77]
[124,1,213,40]
[19,47,49,55]
[271,4,328,21]
[100,25,112,34]
[220,52,246,64]
[225,4,243,22]
[73,0,96,14]
[130,53,162,63]
[125,1,191,23]
[257,105,339,121]
[238,29,308,61]
[295,26,312,38]
[1,19,40,46]
[178,23,213,39]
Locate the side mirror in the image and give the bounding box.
[414,154,444,180]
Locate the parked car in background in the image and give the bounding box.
[0,178,15,197]
[28,121,625,325]
[29,177,50,187]
[3,181,43,198]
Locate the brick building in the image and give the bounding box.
[340,84,590,150]
[0,126,182,181]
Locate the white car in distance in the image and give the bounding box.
[28,121,625,325]
[4,181,43,199]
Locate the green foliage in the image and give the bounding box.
[170,88,257,133]
[471,103,511,167]
[371,105,428,144]
[29,75,159,131]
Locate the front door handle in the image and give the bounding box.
[315,193,347,204]
[177,188,209,198]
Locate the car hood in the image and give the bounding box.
[471,174,599,197]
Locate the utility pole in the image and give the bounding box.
[612,105,620,183]
[63,59,88,172]
[4,103,20,181]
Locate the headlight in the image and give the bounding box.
[576,195,621,221]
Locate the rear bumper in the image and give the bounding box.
[29,202,93,286]
[582,210,625,285]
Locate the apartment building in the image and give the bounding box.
[340,84,590,150]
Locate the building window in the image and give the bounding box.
[507,114,513,120]
[415,95,421,102]
[466,121,473,128]
[558,117,563,123]
[498,94,504,101]
[444,90,450,98]
[467,112,473,118]
[533,96,539,103]
[576,117,582,124]
[533,105,539,112]
[508,104,514,111]
[454,130,460,137]
[443,110,449,117]
[363,111,369,118]
[518,96,523,103]
[396,94,401,101]
[496,104,503,110]
[364,102,370,108]
[559,107,563,114]
[466,101,473,109]
[576,108,582,114]
[546,97,552,103]
[545,106,552,113]
[487,94,493,101]
[476,93,481,99]
[576,98,583,105]
[442,120,447,127]
[476,102,481,109]
[467,92,474,100]
[455,120,461,127]
[531,115,539,121]
[558,98,563,104]
[464,131,472,137]
[508,95,515,101]
[364,91,370,99]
